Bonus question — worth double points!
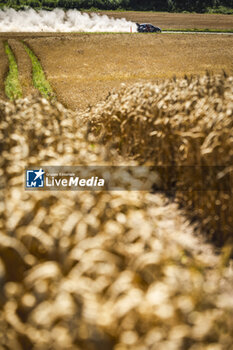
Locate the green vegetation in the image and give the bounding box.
[207,4,233,13]
[4,41,22,100]
[0,0,232,13]
[23,43,55,99]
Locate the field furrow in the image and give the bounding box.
[0,40,8,100]
[4,41,22,100]
[23,42,55,99]
[8,39,37,97]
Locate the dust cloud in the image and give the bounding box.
[0,8,137,32]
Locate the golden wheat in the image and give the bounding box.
[1,74,233,349]
[87,73,233,246]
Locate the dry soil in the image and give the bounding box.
[99,11,233,30]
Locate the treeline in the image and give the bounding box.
[0,0,233,13]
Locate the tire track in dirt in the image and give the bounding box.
[23,41,55,99]
[8,39,38,97]
[0,40,8,100]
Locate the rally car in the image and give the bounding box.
[136,23,162,33]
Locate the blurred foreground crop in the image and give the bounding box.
[87,73,233,247]
[0,74,233,349]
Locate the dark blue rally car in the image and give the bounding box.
[136,23,162,33]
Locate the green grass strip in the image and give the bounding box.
[23,42,55,99]
[4,41,22,100]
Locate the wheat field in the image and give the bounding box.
[0,30,233,350]
[1,33,233,109]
